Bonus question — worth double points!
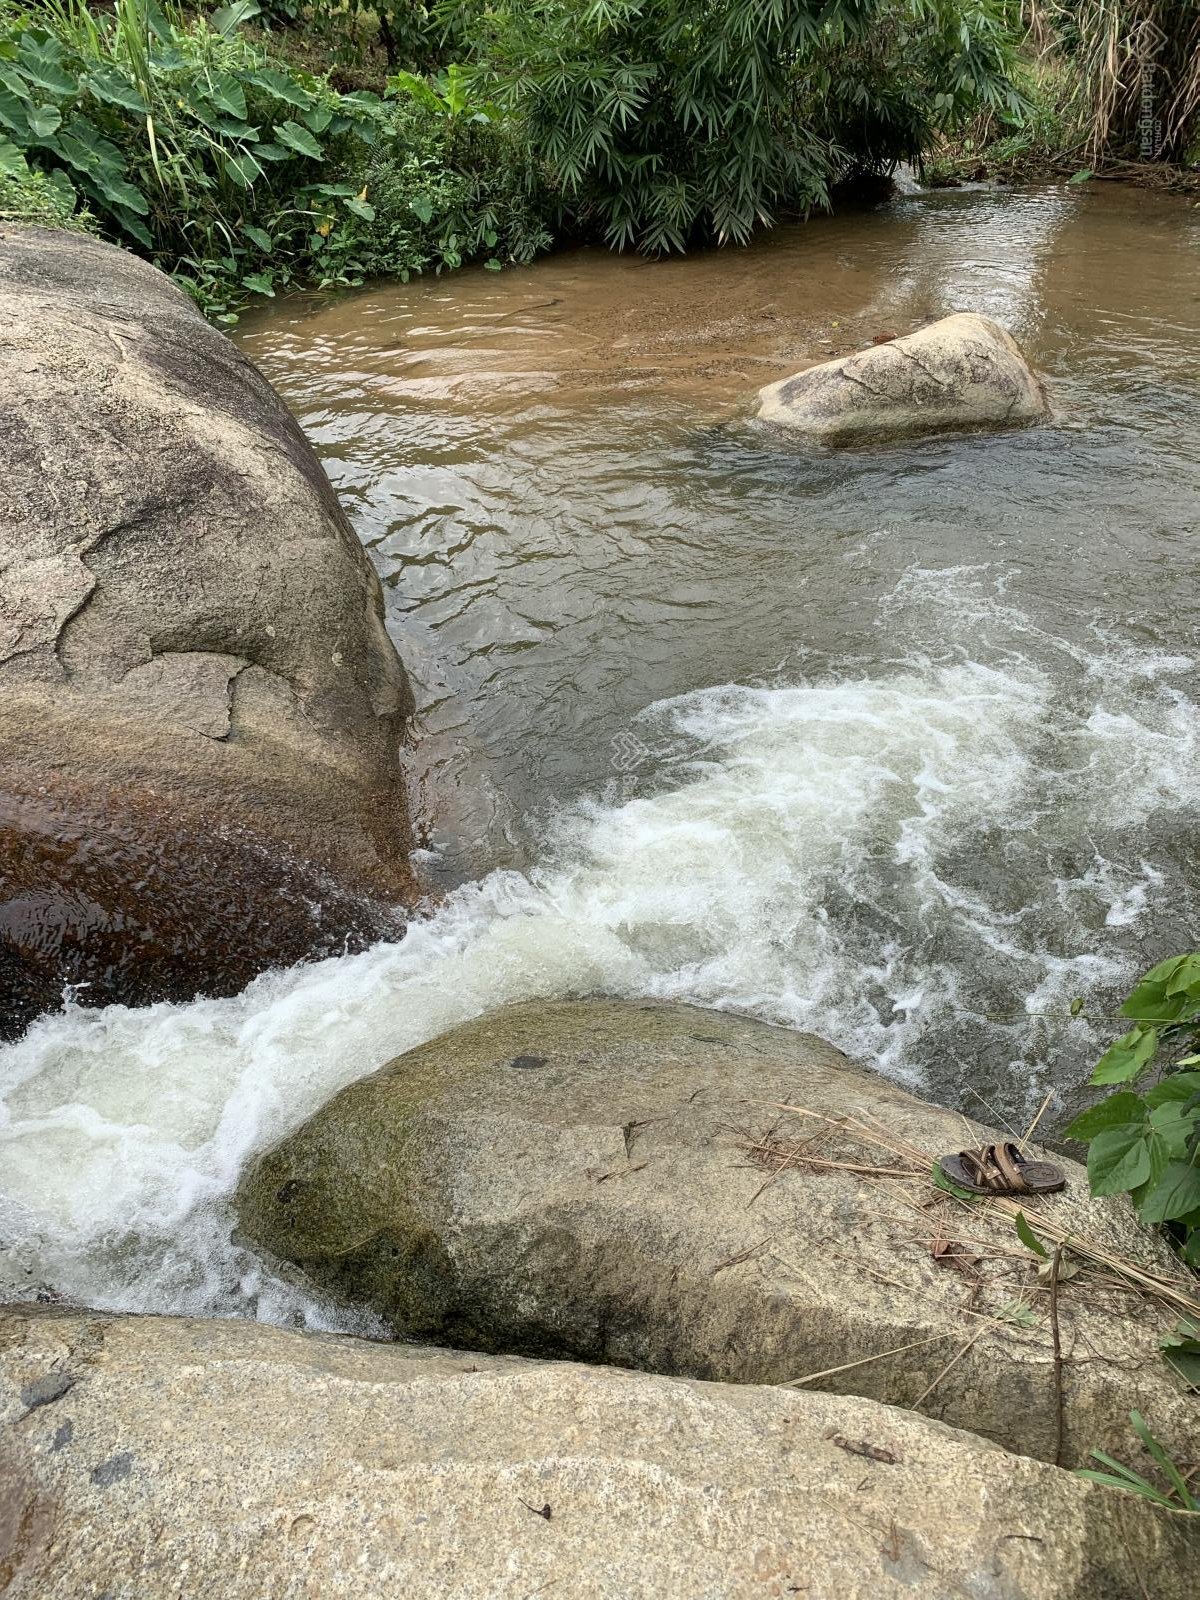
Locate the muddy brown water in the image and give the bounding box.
[241,186,1198,836]
[238,182,1200,1118]
[0,183,1196,1327]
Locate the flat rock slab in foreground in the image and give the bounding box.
[1,1306,1193,1599]
[236,999,1197,1470]
[757,312,1048,443]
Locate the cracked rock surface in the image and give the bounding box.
[0,226,417,1036]
[0,1304,1193,1599]
[757,312,1048,443]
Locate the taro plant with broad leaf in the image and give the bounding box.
[0,0,401,316]
[0,0,555,317]
[1065,953,1200,1268]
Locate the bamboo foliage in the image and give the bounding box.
[1051,1,1200,161]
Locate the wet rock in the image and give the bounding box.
[236,999,1195,1469]
[0,226,417,1037]
[0,1305,1193,1599]
[757,312,1048,442]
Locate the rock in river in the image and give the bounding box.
[236,998,1196,1471]
[0,226,417,1037]
[757,312,1048,442]
[1,1305,1194,1599]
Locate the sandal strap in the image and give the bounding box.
[960,1146,1011,1192]
[992,1141,1031,1193]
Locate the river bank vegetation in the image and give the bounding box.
[0,2,1195,321]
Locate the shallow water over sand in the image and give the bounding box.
[1,183,1197,1324]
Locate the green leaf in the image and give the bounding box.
[58,136,115,179]
[242,224,273,252]
[111,205,154,249]
[995,1297,1039,1328]
[0,136,26,176]
[247,69,315,111]
[303,105,332,135]
[195,110,260,141]
[45,167,76,208]
[223,149,263,188]
[1146,1103,1192,1158]
[1164,1337,1200,1388]
[1164,955,1200,996]
[16,34,76,97]
[26,102,61,140]
[1064,1093,1146,1141]
[251,142,290,162]
[240,271,275,296]
[1130,1410,1196,1506]
[343,196,375,221]
[211,0,262,34]
[0,88,30,140]
[1014,1211,1048,1258]
[85,66,148,115]
[410,195,434,224]
[92,171,150,216]
[206,73,248,123]
[1144,1072,1200,1109]
[1087,1123,1153,1196]
[1121,957,1197,1023]
[142,0,176,45]
[388,70,444,115]
[1073,1465,1176,1506]
[931,1161,979,1203]
[1137,1160,1200,1224]
[274,121,323,161]
[1067,168,1093,186]
[1091,1026,1158,1085]
[1160,1321,1200,1391]
[1129,1128,1174,1210]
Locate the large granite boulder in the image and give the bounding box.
[1,1306,1193,1599]
[0,226,417,1038]
[757,312,1048,442]
[236,999,1198,1470]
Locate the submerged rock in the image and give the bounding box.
[1,1306,1193,1599]
[0,226,417,1037]
[236,998,1195,1470]
[757,312,1048,442]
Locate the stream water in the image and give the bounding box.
[1,183,1197,1327]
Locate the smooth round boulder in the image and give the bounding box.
[757,311,1048,442]
[0,226,417,1037]
[235,998,1197,1471]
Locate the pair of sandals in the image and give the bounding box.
[939,1140,1065,1196]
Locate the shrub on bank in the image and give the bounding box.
[926,3,1200,186]
[462,0,1028,252]
[0,0,550,320]
[1068,953,1200,1271]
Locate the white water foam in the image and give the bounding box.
[1,599,1196,1328]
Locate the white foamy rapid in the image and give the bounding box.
[1,597,1197,1328]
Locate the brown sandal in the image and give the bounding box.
[938,1141,1066,1196]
